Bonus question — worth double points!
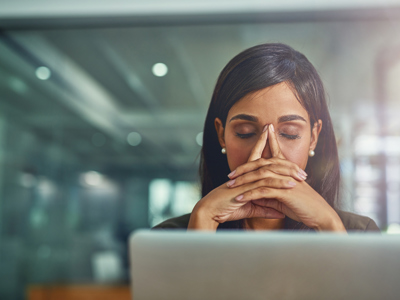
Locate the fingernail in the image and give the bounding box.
[301,169,308,177]
[227,179,236,187]
[270,124,275,132]
[228,170,236,178]
[235,195,244,201]
[288,181,296,187]
[263,125,268,132]
[298,171,307,180]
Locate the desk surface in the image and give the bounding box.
[28,285,131,300]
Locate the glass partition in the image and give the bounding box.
[1,14,400,300]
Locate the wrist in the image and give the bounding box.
[188,203,219,231]
[315,211,347,233]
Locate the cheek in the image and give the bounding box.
[225,141,254,171]
[224,136,311,171]
[280,140,310,169]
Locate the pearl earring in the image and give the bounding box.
[221,148,226,154]
[309,150,315,157]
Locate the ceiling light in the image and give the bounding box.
[35,66,51,80]
[127,132,142,146]
[81,171,103,186]
[152,63,168,77]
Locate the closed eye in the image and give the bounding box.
[279,133,300,140]
[236,132,256,139]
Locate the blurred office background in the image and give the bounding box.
[2,0,400,299]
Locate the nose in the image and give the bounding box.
[261,143,272,159]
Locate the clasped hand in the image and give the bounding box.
[189,124,345,231]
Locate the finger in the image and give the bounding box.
[253,198,300,223]
[214,202,284,223]
[252,198,283,213]
[268,124,285,159]
[234,186,285,203]
[228,157,307,180]
[248,204,285,219]
[227,163,306,187]
[228,170,297,189]
[247,125,269,162]
[231,177,292,205]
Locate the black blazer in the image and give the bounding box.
[153,210,380,232]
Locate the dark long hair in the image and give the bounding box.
[200,43,340,228]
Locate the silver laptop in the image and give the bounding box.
[129,230,400,300]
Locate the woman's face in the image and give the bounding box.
[215,82,322,171]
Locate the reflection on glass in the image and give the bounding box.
[2,13,400,300]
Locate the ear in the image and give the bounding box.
[214,118,226,149]
[310,119,322,151]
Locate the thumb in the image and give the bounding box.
[247,125,269,162]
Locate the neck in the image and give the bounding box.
[244,218,285,231]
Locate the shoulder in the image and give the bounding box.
[336,210,380,232]
[152,213,191,230]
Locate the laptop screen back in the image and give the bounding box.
[129,231,399,300]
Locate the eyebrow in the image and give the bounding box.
[229,113,306,123]
[229,114,258,123]
[278,114,307,123]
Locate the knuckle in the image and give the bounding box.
[258,158,270,167]
[244,190,252,199]
[261,178,272,186]
[250,188,259,196]
[260,168,271,177]
[270,157,279,164]
[256,158,264,167]
[238,165,247,176]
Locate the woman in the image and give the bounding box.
[154,43,379,232]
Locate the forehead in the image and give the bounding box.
[227,82,309,123]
